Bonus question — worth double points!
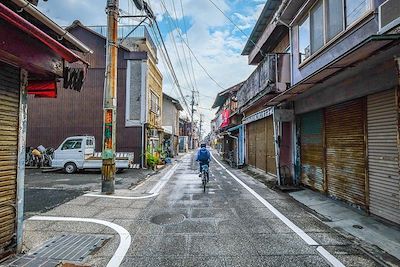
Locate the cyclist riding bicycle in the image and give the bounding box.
[196,143,211,177]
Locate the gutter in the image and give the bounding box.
[10,0,93,54]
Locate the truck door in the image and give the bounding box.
[57,138,84,167]
[85,137,95,157]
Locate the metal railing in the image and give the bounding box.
[88,25,156,54]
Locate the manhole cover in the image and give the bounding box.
[29,234,111,262]
[150,213,186,225]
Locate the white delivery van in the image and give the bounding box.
[51,136,134,174]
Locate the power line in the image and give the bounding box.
[158,0,226,90]
[206,0,266,56]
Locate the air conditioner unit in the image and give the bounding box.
[379,0,400,33]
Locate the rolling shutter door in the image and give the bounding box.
[266,116,276,175]
[255,119,267,171]
[300,110,325,192]
[367,89,399,224]
[247,123,256,167]
[0,63,19,255]
[326,99,367,208]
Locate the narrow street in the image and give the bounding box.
[14,152,387,267]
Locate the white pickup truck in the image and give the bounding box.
[51,136,134,174]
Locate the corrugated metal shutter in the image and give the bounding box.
[367,89,400,224]
[266,116,276,175]
[326,99,367,208]
[255,119,267,171]
[0,63,19,255]
[300,110,325,191]
[247,123,256,167]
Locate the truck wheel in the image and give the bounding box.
[64,162,77,174]
[116,168,124,174]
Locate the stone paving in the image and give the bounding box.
[2,153,390,267]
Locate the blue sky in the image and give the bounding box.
[38,0,263,133]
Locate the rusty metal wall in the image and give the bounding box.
[246,123,256,167]
[266,116,276,175]
[255,119,267,171]
[367,89,400,224]
[0,62,19,257]
[326,99,367,208]
[299,110,325,192]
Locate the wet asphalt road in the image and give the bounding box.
[111,153,383,266]
[20,152,387,267]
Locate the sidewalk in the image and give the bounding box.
[1,158,182,267]
[289,189,400,262]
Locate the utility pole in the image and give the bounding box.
[102,0,119,194]
[190,90,195,149]
[199,114,203,142]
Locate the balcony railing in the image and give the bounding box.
[237,53,290,108]
[88,25,157,56]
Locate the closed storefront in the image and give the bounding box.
[326,99,367,208]
[367,89,400,224]
[299,110,325,192]
[245,110,276,175]
[0,63,19,257]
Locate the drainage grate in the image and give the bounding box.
[150,213,186,225]
[29,234,111,262]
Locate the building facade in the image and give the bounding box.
[0,0,90,259]
[27,22,164,167]
[162,93,183,157]
[244,0,400,224]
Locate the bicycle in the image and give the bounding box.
[201,164,209,192]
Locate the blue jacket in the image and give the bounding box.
[196,147,211,162]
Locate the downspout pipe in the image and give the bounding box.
[227,132,239,167]
[10,0,93,54]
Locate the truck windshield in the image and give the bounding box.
[61,139,82,150]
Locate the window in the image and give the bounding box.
[310,1,324,53]
[62,139,82,150]
[150,91,160,115]
[299,16,310,63]
[346,0,369,26]
[326,0,344,41]
[86,139,93,146]
[298,0,370,64]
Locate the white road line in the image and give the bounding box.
[84,163,180,200]
[212,155,345,267]
[29,216,131,267]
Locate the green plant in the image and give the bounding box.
[146,151,159,169]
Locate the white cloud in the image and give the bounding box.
[37,0,260,134]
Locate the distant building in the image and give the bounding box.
[162,93,183,157]
[26,21,163,167]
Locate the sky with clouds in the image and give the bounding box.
[38,0,263,134]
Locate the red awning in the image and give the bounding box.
[27,80,57,98]
[0,2,87,65]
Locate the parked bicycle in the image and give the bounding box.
[201,164,209,192]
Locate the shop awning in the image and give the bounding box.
[267,34,400,106]
[0,2,87,65]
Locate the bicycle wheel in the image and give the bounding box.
[202,173,206,192]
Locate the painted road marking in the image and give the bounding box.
[29,216,131,267]
[85,163,180,200]
[212,155,345,267]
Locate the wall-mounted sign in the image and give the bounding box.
[63,67,85,92]
[242,107,273,124]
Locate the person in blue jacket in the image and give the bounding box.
[196,143,211,177]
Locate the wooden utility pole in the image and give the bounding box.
[102,0,119,194]
[190,90,195,149]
